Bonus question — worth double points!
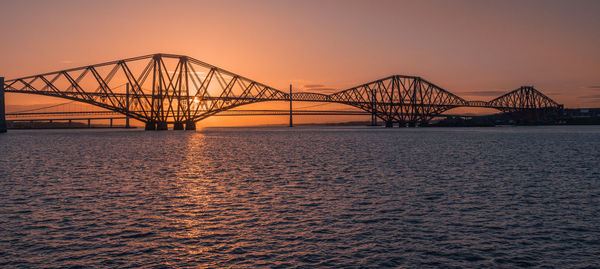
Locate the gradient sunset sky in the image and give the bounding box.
[1,0,599,115]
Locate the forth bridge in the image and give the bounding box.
[0,53,563,131]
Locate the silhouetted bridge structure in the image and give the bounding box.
[0,53,562,131]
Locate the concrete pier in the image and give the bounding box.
[173,122,185,130]
[145,121,171,130]
[371,113,377,126]
[145,121,156,131]
[289,84,293,127]
[156,122,168,130]
[125,84,130,128]
[185,121,196,130]
[145,121,195,131]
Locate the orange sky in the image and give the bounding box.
[1,0,599,126]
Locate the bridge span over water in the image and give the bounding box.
[1,53,562,131]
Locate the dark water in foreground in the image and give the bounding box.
[1,126,599,268]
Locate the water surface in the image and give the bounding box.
[1,126,599,267]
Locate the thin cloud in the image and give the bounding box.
[578,94,600,99]
[581,99,600,104]
[304,87,339,93]
[60,60,74,64]
[580,85,600,90]
[304,84,325,88]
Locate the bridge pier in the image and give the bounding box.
[289,84,293,127]
[185,121,196,130]
[145,121,156,131]
[125,84,130,128]
[156,122,168,130]
[1,77,6,133]
[146,121,190,131]
[385,120,393,128]
[371,113,377,126]
[144,121,168,130]
[173,122,185,130]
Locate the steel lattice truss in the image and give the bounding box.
[487,86,562,112]
[4,54,289,129]
[3,53,563,128]
[327,75,467,124]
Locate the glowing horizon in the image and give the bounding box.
[1,0,599,126]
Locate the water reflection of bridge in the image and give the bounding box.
[1,53,562,131]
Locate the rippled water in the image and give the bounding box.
[1,126,599,268]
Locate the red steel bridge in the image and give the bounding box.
[0,53,562,131]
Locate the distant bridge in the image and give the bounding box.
[4,109,374,129]
[1,53,562,130]
[6,109,371,118]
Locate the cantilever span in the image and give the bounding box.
[2,53,562,130]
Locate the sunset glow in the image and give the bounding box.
[1,1,599,268]
[1,0,599,127]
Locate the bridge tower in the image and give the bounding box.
[125,84,130,128]
[370,87,377,126]
[488,86,563,124]
[289,84,293,127]
[1,77,6,133]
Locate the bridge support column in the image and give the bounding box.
[185,121,196,130]
[385,120,393,128]
[173,122,184,130]
[0,77,6,133]
[88,119,91,128]
[156,122,168,130]
[371,113,377,126]
[145,121,156,131]
[125,84,130,128]
[289,84,293,127]
[109,118,113,128]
